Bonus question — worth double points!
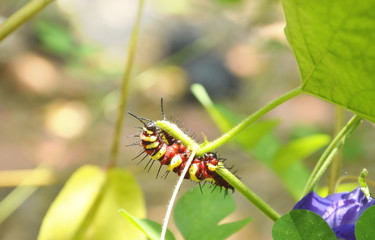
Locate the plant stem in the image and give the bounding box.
[0,164,53,225]
[328,106,345,194]
[303,115,363,196]
[216,167,281,221]
[160,148,198,240]
[108,0,144,168]
[359,169,370,199]
[334,175,375,189]
[156,120,199,149]
[0,0,54,41]
[196,87,302,155]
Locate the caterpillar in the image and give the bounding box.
[129,112,234,192]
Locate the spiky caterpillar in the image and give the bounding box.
[129,112,234,191]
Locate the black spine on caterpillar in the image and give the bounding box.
[129,112,235,192]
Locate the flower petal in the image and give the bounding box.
[325,192,348,202]
[293,192,333,216]
[322,199,359,227]
[332,224,355,240]
[293,187,375,240]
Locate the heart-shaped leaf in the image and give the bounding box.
[174,185,251,240]
[282,0,375,122]
[273,209,336,240]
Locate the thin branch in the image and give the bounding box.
[328,106,345,194]
[303,115,363,196]
[108,0,144,168]
[0,0,54,41]
[216,167,281,222]
[196,87,302,155]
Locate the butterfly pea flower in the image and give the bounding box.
[293,187,375,240]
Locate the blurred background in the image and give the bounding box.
[0,0,374,239]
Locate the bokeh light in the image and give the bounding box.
[7,52,60,95]
[225,44,266,77]
[44,101,90,139]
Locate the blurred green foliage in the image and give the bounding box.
[38,165,145,240]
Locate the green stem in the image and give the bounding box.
[328,106,345,194]
[0,0,54,41]
[0,164,52,225]
[156,120,199,149]
[334,175,375,189]
[359,169,370,199]
[303,115,363,196]
[108,0,144,168]
[196,87,302,155]
[216,167,280,221]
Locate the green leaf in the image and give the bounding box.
[272,209,337,240]
[236,119,280,150]
[86,167,146,239]
[251,133,281,165]
[190,83,234,132]
[207,103,280,149]
[212,104,243,132]
[38,165,146,240]
[282,0,375,122]
[272,134,330,171]
[355,205,375,240]
[191,84,279,147]
[271,134,330,199]
[34,21,75,57]
[277,163,310,200]
[174,186,251,240]
[119,209,176,240]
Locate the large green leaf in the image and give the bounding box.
[282,0,375,122]
[38,165,145,240]
[272,210,337,240]
[174,186,251,240]
[355,205,375,240]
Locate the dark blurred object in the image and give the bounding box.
[163,20,200,56]
[162,20,240,101]
[184,52,239,100]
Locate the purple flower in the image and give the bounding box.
[293,187,375,240]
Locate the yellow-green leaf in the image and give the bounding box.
[38,165,145,240]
